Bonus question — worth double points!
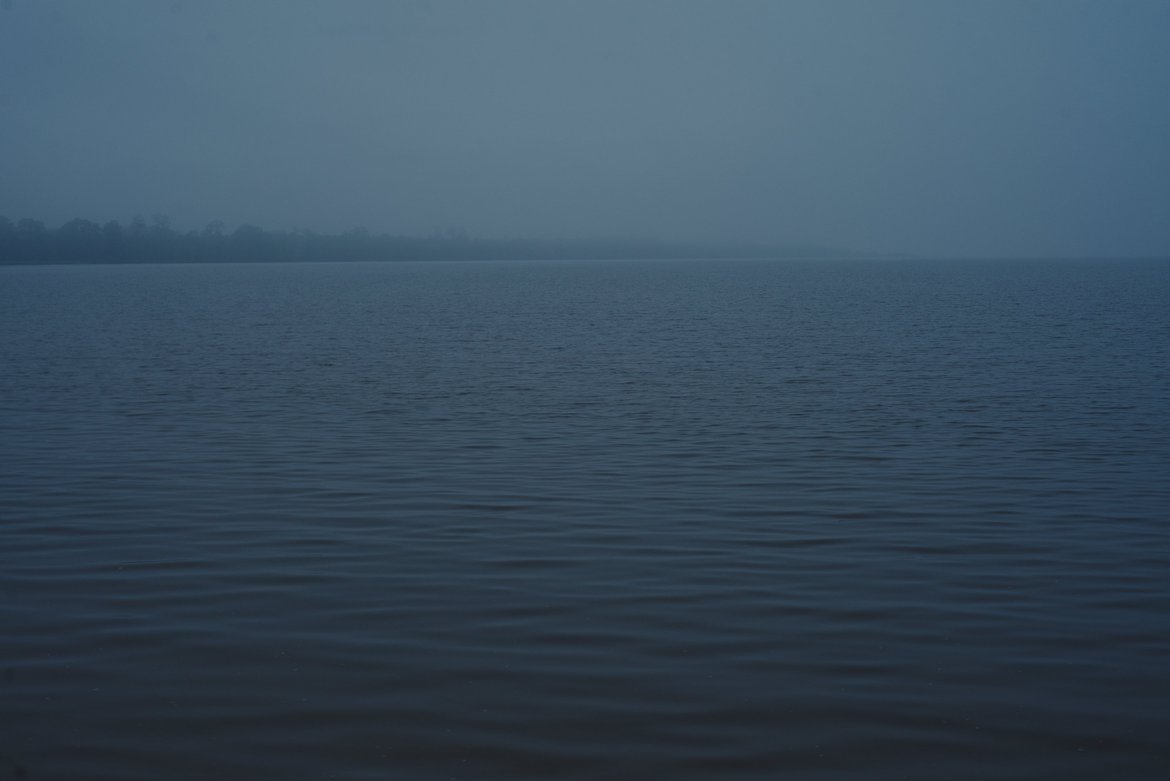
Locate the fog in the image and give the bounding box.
[2,0,1168,258]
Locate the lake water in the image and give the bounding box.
[2,258,1169,780]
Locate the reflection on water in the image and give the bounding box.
[2,258,1169,780]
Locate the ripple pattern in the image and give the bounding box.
[2,258,1169,780]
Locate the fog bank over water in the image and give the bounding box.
[2,0,1168,258]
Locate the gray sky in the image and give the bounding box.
[2,0,1168,257]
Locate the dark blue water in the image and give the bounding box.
[2,258,1169,780]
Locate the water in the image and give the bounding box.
[2,258,1168,780]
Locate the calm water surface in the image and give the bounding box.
[2,258,1169,780]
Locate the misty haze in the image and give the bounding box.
[3,0,1169,257]
[2,2,1169,780]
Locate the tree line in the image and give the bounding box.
[0,214,840,265]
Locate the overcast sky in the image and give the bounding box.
[2,0,1168,257]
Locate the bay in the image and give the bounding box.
[2,258,1168,780]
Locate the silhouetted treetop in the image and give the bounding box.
[0,215,846,265]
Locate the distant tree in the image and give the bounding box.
[230,223,272,261]
[0,215,13,262]
[286,228,315,262]
[16,218,49,262]
[129,215,147,237]
[199,221,227,261]
[56,218,102,262]
[180,229,202,261]
[102,220,124,262]
[118,215,147,261]
[145,213,178,260]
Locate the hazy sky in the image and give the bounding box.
[2,0,1168,257]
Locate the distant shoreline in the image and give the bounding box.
[0,216,852,266]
